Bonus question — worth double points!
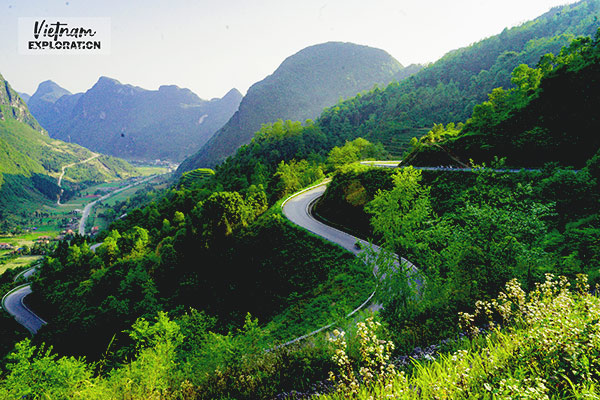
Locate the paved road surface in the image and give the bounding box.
[90,243,102,252]
[79,174,158,235]
[359,160,540,173]
[282,181,415,274]
[283,183,367,255]
[2,285,46,334]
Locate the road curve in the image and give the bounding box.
[282,181,415,273]
[278,179,417,347]
[2,284,46,334]
[79,174,158,235]
[57,154,100,205]
[283,182,368,256]
[13,263,40,282]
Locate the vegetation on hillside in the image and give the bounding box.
[316,0,600,157]
[177,41,409,171]
[0,103,138,226]
[407,27,600,167]
[321,275,600,399]
[0,4,599,399]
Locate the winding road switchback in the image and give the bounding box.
[282,180,415,274]
[2,284,46,334]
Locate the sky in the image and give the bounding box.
[0,0,580,99]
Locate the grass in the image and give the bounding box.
[135,166,170,176]
[319,275,600,399]
[266,264,375,342]
[0,256,42,276]
[101,181,149,206]
[0,233,58,249]
[178,168,214,189]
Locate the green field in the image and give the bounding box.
[0,255,42,276]
[1,170,171,260]
[0,232,58,248]
[134,165,170,176]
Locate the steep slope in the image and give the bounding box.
[17,92,30,103]
[0,76,43,133]
[36,78,242,162]
[0,73,137,219]
[316,0,600,156]
[178,42,412,171]
[26,80,79,136]
[407,29,600,168]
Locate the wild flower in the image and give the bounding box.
[317,274,600,399]
[328,316,396,396]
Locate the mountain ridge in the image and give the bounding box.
[0,73,138,220]
[177,41,415,172]
[27,77,242,162]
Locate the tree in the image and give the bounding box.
[200,191,250,237]
[327,137,389,168]
[119,226,149,258]
[365,167,433,253]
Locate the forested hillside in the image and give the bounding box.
[0,3,599,399]
[177,42,410,171]
[316,0,600,156]
[406,28,600,167]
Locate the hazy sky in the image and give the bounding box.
[0,0,579,99]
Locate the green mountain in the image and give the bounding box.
[407,28,600,168]
[315,0,600,157]
[32,78,242,162]
[177,41,415,172]
[0,73,138,219]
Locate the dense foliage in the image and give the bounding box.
[26,169,373,362]
[316,149,600,353]
[321,275,600,399]
[201,120,388,202]
[408,27,600,167]
[1,4,599,399]
[316,0,600,157]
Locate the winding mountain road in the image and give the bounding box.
[6,162,528,338]
[277,162,544,345]
[279,179,417,347]
[282,180,415,273]
[57,154,100,205]
[283,181,365,255]
[79,174,158,235]
[2,284,46,334]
